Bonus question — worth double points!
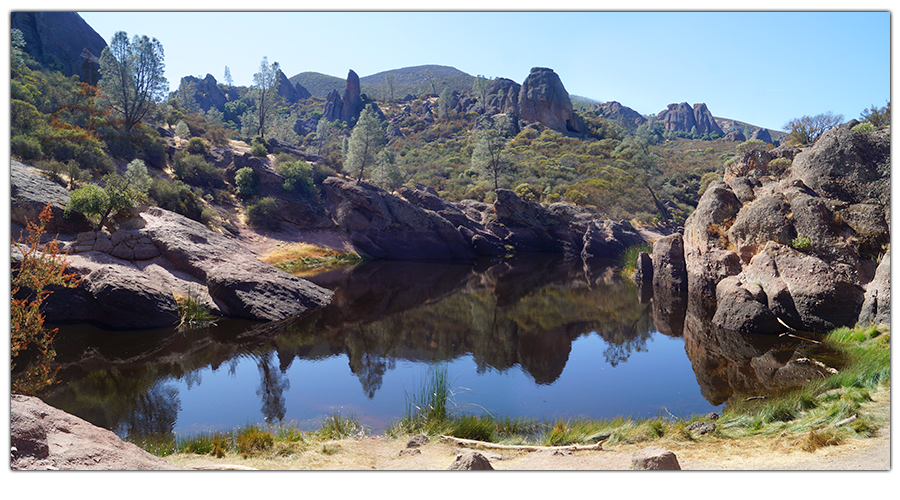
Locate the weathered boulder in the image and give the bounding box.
[750,128,773,144]
[631,447,681,470]
[634,251,653,284]
[692,103,725,135]
[485,189,582,254]
[11,394,179,470]
[448,449,494,470]
[275,69,311,103]
[485,77,521,115]
[656,102,723,136]
[11,160,93,234]
[517,67,589,134]
[582,219,645,260]
[406,434,430,448]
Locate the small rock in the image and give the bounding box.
[687,421,716,436]
[398,448,421,457]
[406,433,430,448]
[448,449,494,470]
[632,446,681,470]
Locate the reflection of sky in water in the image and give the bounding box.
[169,332,721,436]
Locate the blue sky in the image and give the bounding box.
[15,7,889,133]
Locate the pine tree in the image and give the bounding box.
[345,105,386,183]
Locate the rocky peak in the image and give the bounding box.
[179,74,227,112]
[656,102,723,135]
[517,67,589,135]
[594,101,648,132]
[322,69,365,124]
[275,69,311,103]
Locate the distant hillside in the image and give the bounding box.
[714,116,789,141]
[360,64,476,100]
[289,72,347,99]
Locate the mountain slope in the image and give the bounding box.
[289,72,348,100]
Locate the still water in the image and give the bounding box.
[45,255,727,438]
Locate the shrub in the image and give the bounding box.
[174,120,190,138]
[851,121,877,135]
[172,154,224,188]
[185,137,209,156]
[12,134,43,161]
[767,157,792,176]
[246,197,279,230]
[234,167,258,198]
[149,178,203,221]
[514,182,541,202]
[277,160,315,196]
[250,136,269,157]
[792,236,813,251]
[140,139,168,169]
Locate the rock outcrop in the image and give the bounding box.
[275,69,311,103]
[322,177,645,262]
[322,69,364,124]
[631,447,681,470]
[177,74,228,112]
[517,67,589,135]
[11,12,107,82]
[593,101,648,132]
[682,126,890,333]
[656,102,724,136]
[28,207,333,329]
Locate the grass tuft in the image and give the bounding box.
[260,242,362,275]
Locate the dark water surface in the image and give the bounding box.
[45,254,788,439]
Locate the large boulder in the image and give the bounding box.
[682,181,743,299]
[322,69,364,124]
[631,447,681,470]
[858,253,890,326]
[516,67,589,134]
[593,101,647,132]
[177,74,227,112]
[656,102,723,136]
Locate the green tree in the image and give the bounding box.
[174,119,190,138]
[11,28,27,67]
[385,73,396,102]
[98,31,168,132]
[438,87,454,119]
[277,160,315,195]
[234,167,258,198]
[373,149,403,190]
[784,111,844,145]
[223,65,233,87]
[251,56,281,141]
[472,75,491,108]
[66,159,151,230]
[471,128,511,192]
[345,105,386,183]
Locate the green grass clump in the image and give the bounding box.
[175,286,214,328]
[236,425,274,457]
[620,243,653,279]
[316,411,368,440]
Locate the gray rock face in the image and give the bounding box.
[517,67,589,134]
[682,181,743,299]
[631,446,681,470]
[11,12,107,81]
[859,253,890,326]
[652,233,687,293]
[11,161,94,234]
[275,69,311,103]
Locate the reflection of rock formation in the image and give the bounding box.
[681,295,836,406]
[47,255,654,423]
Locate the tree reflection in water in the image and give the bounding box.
[255,351,290,423]
[116,382,181,438]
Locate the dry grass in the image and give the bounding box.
[259,242,361,275]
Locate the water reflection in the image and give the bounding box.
[45,254,662,436]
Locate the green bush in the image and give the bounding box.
[234,167,258,198]
[514,182,541,202]
[172,154,224,188]
[12,134,43,161]
[792,236,813,251]
[246,197,279,230]
[186,137,209,155]
[250,136,269,157]
[149,178,203,221]
[767,157,792,176]
[851,121,877,135]
[277,160,315,196]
